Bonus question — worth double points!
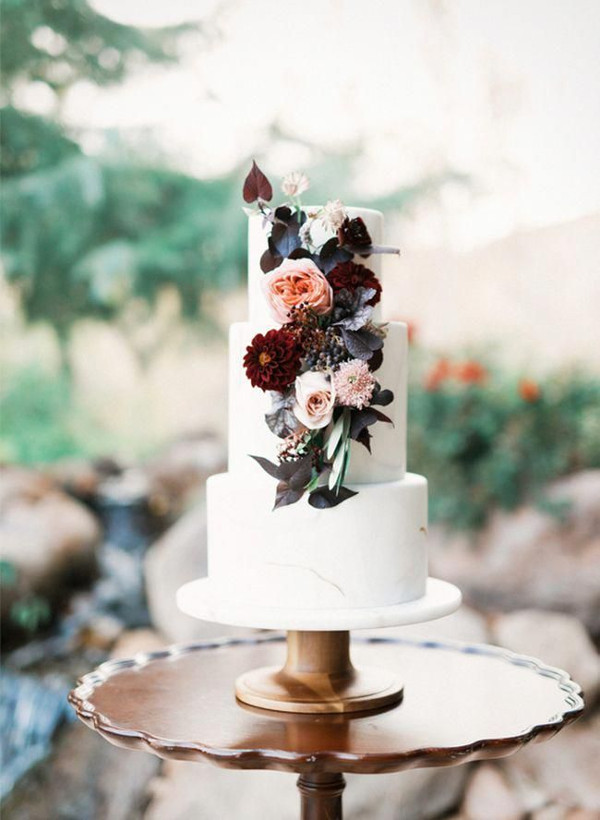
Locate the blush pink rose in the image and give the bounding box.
[293,371,335,430]
[262,258,333,324]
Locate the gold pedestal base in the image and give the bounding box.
[235,631,404,714]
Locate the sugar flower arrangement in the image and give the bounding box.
[242,161,400,510]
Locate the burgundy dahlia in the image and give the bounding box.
[327,261,382,306]
[243,328,301,392]
[337,216,372,248]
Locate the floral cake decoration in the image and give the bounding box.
[242,161,401,510]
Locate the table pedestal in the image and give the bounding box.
[235,630,403,713]
[297,772,345,820]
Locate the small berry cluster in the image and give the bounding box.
[305,326,348,371]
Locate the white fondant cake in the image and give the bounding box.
[208,471,427,608]
[206,202,429,610]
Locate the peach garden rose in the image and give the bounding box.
[261,258,333,324]
[293,370,335,430]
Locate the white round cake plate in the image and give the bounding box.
[176,576,462,632]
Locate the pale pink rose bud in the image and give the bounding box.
[293,371,335,430]
[261,258,333,324]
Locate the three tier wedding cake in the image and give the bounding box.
[206,164,428,611]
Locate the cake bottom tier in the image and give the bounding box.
[207,471,428,610]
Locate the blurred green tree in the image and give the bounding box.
[1,0,246,338]
[1,0,184,102]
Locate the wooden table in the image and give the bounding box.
[69,634,584,819]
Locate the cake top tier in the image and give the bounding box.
[248,206,384,326]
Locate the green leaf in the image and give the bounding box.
[326,412,347,459]
[329,437,350,491]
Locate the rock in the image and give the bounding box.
[110,628,166,660]
[3,719,159,820]
[463,764,525,820]
[78,614,124,651]
[1,468,101,645]
[491,610,600,707]
[531,807,568,820]
[144,433,226,520]
[533,807,600,820]
[144,501,248,642]
[0,490,101,593]
[346,766,468,820]
[429,470,600,637]
[47,457,122,502]
[0,466,55,508]
[145,759,468,820]
[504,757,549,814]
[506,714,600,810]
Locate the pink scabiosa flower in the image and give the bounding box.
[333,359,376,410]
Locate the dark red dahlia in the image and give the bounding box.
[337,216,372,248]
[327,261,382,306]
[243,329,301,391]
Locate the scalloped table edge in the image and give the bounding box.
[68,634,585,775]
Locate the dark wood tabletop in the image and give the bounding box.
[69,633,583,770]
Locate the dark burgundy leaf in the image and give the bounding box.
[250,454,282,479]
[274,205,293,223]
[320,239,352,274]
[357,329,384,350]
[288,456,313,490]
[287,247,314,261]
[274,480,304,510]
[276,454,312,483]
[265,390,300,438]
[341,328,383,360]
[355,427,372,452]
[371,386,394,406]
[320,237,339,260]
[349,408,380,439]
[308,486,358,509]
[260,248,282,273]
[371,408,393,425]
[243,160,273,203]
[368,348,383,371]
[270,221,302,258]
[341,329,373,360]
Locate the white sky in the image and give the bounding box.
[26,0,600,249]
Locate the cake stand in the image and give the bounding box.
[177,576,462,713]
[69,634,584,820]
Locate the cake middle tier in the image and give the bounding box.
[207,471,428,609]
[228,320,408,483]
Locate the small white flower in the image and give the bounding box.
[281,171,310,198]
[319,199,347,232]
